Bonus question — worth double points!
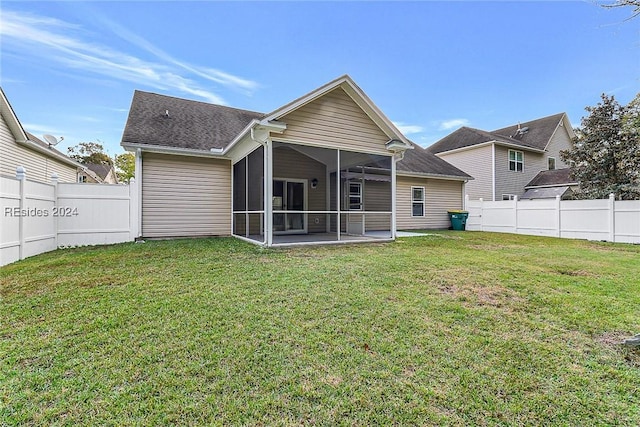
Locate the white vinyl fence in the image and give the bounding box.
[465,194,640,244]
[1,167,138,266]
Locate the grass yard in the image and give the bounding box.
[1,231,639,426]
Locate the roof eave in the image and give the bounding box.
[263,75,411,146]
[20,139,84,168]
[525,182,578,189]
[122,142,228,158]
[397,170,472,182]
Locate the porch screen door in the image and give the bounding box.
[273,179,306,233]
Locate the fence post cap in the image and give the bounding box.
[50,172,59,183]
[16,166,26,180]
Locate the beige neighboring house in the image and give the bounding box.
[427,113,575,201]
[121,75,472,246]
[78,163,119,184]
[0,87,82,183]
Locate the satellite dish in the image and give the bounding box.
[43,134,60,146]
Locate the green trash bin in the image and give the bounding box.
[448,210,469,231]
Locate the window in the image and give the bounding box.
[348,182,362,210]
[502,194,517,201]
[78,175,87,183]
[508,150,524,172]
[548,157,556,170]
[411,186,425,217]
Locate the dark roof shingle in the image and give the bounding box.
[525,168,575,188]
[121,91,264,151]
[427,113,566,154]
[398,142,472,179]
[121,90,471,179]
[491,113,565,150]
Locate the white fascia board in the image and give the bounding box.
[262,75,411,148]
[544,113,575,151]
[262,76,349,122]
[121,142,229,159]
[0,88,29,143]
[437,140,545,156]
[340,82,412,147]
[525,182,578,190]
[21,139,83,168]
[224,119,261,153]
[397,170,472,182]
[223,119,286,155]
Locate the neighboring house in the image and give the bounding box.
[427,113,575,201]
[521,168,577,200]
[121,75,471,246]
[0,87,81,183]
[78,162,119,184]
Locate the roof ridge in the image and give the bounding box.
[133,90,265,116]
[491,112,566,133]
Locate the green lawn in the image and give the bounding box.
[1,232,639,426]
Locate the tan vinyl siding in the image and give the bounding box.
[0,114,77,183]
[546,124,572,169]
[438,144,493,200]
[494,146,546,198]
[273,145,326,233]
[396,176,463,229]
[276,88,391,155]
[142,153,231,238]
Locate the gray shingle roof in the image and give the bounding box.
[86,162,114,180]
[521,186,572,199]
[121,91,264,151]
[491,113,565,150]
[398,142,472,179]
[427,113,566,154]
[525,167,575,188]
[121,90,470,179]
[25,131,76,162]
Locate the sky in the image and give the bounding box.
[1,1,638,157]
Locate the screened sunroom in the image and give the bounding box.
[231,141,399,246]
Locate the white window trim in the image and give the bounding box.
[348,181,363,211]
[502,194,517,201]
[411,186,425,217]
[548,157,556,170]
[508,149,524,172]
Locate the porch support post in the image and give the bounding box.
[325,166,330,233]
[336,149,341,241]
[391,154,397,239]
[245,155,249,238]
[135,148,142,238]
[266,140,274,246]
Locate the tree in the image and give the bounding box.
[602,0,640,20]
[561,93,640,199]
[67,142,112,165]
[114,152,135,183]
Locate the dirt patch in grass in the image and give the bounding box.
[596,331,640,368]
[596,331,630,346]
[432,277,524,310]
[555,268,598,278]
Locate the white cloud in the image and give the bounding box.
[392,121,425,135]
[0,10,258,104]
[438,118,470,130]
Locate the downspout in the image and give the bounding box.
[135,148,142,238]
[391,150,405,239]
[250,127,270,246]
[491,143,496,202]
